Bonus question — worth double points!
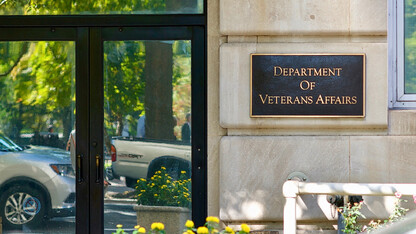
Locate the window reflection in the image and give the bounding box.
[0,41,76,233]
[104,40,192,232]
[0,0,203,15]
[405,1,416,93]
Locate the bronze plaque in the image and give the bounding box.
[250,54,365,117]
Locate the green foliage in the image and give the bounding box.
[365,196,409,232]
[0,2,193,143]
[0,39,191,142]
[25,42,75,109]
[112,224,146,234]
[113,225,127,234]
[341,195,412,233]
[0,41,75,141]
[388,197,409,223]
[340,202,366,233]
[104,41,146,136]
[172,41,192,137]
[0,0,166,15]
[103,40,191,139]
[0,0,204,15]
[135,167,191,207]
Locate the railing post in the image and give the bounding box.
[283,181,300,234]
[284,196,297,234]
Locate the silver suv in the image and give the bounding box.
[0,134,75,229]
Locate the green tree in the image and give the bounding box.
[0,41,75,143]
[104,41,146,136]
[0,0,166,15]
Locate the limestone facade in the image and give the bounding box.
[208,0,416,232]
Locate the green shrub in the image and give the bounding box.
[135,166,191,207]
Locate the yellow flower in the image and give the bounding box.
[161,166,166,170]
[183,231,195,234]
[241,224,250,233]
[116,224,123,228]
[151,222,165,231]
[134,225,140,229]
[167,180,171,183]
[181,171,186,174]
[154,194,158,197]
[197,227,209,234]
[185,220,194,228]
[138,227,146,233]
[225,227,234,233]
[206,216,220,223]
[140,178,146,181]
[140,190,146,192]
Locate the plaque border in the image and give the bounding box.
[250,53,366,118]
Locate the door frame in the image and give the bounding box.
[0,9,207,234]
[90,26,207,233]
[0,27,91,233]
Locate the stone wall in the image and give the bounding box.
[208,0,416,233]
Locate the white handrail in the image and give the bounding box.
[282,181,416,234]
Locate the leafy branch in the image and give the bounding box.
[0,42,29,77]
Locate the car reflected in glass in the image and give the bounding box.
[0,133,75,229]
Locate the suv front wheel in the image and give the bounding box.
[0,185,46,229]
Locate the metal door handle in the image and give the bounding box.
[77,154,83,183]
[96,154,100,183]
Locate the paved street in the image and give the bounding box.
[104,203,137,234]
[3,178,137,234]
[3,203,137,234]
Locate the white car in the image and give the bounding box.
[111,137,191,187]
[0,134,75,229]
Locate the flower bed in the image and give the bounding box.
[135,166,191,208]
[113,216,251,234]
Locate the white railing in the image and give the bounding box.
[282,181,416,234]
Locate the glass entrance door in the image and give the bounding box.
[0,28,90,234]
[0,26,205,234]
[0,39,76,233]
[89,27,205,233]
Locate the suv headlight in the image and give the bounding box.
[50,164,75,177]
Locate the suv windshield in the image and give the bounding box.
[0,134,23,152]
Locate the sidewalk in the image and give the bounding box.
[104,177,136,204]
